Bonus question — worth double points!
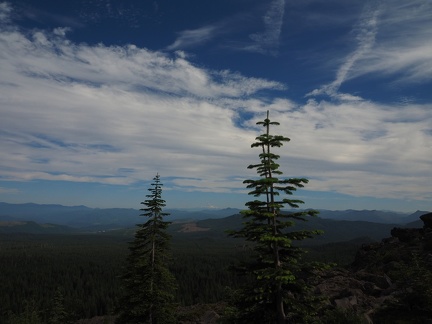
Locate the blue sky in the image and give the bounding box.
[0,0,431,212]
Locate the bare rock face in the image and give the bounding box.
[314,268,396,323]
[200,310,220,324]
[314,212,432,323]
[390,227,422,242]
[177,304,223,324]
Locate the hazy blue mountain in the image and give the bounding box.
[165,208,241,221]
[1,202,430,245]
[194,208,242,217]
[0,220,76,234]
[399,210,431,224]
[0,202,90,222]
[0,202,238,229]
[315,209,412,224]
[0,205,136,228]
[0,202,429,233]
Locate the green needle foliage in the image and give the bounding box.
[227,111,324,324]
[47,288,69,324]
[117,174,177,324]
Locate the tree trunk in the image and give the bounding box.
[276,287,286,324]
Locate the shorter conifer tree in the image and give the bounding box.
[117,174,176,324]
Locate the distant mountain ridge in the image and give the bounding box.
[0,220,76,234]
[0,202,427,223]
[0,202,430,245]
[0,202,239,228]
[316,209,429,224]
[0,202,428,231]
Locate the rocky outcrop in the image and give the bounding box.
[314,213,432,323]
[420,212,432,229]
[177,303,223,324]
[173,214,432,323]
[314,269,396,322]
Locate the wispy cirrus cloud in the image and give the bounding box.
[0,187,19,194]
[166,24,225,51]
[307,4,380,98]
[307,0,432,99]
[351,0,432,84]
[244,0,285,55]
[167,0,287,55]
[0,1,11,23]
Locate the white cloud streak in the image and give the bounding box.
[308,0,432,98]
[246,0,285,55]
[353,1,432,83]
[307,4,380,98]
[166,0,286,55]
[0,1,11,23]
[0,187,19,194]
[167,24,223,51]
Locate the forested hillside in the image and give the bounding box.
[0,230,367,323]
[2,214,431,323]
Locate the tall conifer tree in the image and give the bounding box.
[117,174,176,324]
[228,111,323,324]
